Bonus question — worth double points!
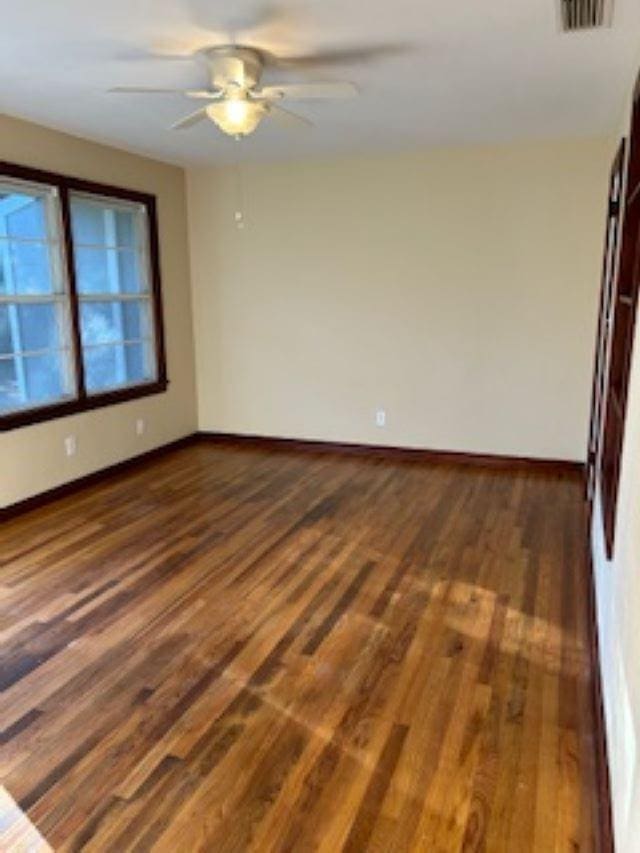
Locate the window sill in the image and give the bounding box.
[0,378,169,432]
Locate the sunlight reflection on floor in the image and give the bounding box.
[0,786,52,853]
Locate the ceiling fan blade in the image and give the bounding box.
[171,108,209,130]
[110,86,192,94]
[115,48,196,62]
[256,82,357,101]
[270,43,410,69]
[187,90,224,100]
[110,86,222,100]
[267,104,313,130]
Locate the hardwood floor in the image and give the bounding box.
[0,442,601,851]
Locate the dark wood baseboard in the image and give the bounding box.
[1,434,197,522]
[584,511,615,852]
[1,430,585,522]
[197,431,585,475]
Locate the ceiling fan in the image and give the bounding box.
[110,45,359,137]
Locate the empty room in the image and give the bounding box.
[1,0,639,850]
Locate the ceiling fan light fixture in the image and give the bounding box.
[206,98,266,136]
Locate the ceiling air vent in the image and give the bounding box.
[559,0,613,31]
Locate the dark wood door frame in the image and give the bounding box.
[586,139,626,506]
[598,72,640,558]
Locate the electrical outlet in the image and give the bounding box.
[64,435,77,457]
[375,409,386,428]
[135,418,145,437]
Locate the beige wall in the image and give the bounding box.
[0,114,197,507]
[188,138,613,460]
[592,79,640,852]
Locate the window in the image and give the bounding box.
[70,195,158,394]
[0,163,166,430]
[0,182,76,413]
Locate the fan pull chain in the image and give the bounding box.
[233,135,245,230]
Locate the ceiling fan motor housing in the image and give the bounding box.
[201,47,263,92]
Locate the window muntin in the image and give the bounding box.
[0,180,76,414]
[70,194,158,395]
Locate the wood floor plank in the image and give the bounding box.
[0,442,601,851]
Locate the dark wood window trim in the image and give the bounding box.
[586,139,626,505]
[598,72,640,557]
[0,161,168,432]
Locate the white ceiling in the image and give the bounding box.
[1,0,639,166]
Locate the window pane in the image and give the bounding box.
[79,299,151,346]
[123,342,150,384]
[74,247,146,295]
[74,246,108,294]
[0,350,72,413]
[23,352,68,403]
[83,341,155,394]
[0,189,47,240]
[0,306,10,354]
[0,303,62,354]
[19,303,61,352]
[0,240,57,295]
[118,249,144,293]
[115,212,136,248]
[70,199,138,248]
[0,357,17,410]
